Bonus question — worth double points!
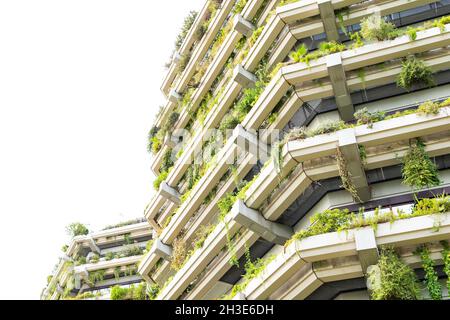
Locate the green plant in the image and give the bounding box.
[368,247,420,300]
[402,139,440,190]
[233,0,249,14]
[170,237,187,271]
[113,266,121,281]
[290,44,308,63]
[175,11,198,50]
[150,136,162,154]
[360,15,398,41]
[354,107,385,128]
[153,170,169,190]
[396,56,434,91]
[406,27,417,41]
[147,283,160,300]
[417,100,440,115]
[218,193,236,221]
[75,256,87,266]
[416,246,442,300]
[147,126,159,154]
[89,253,99,263]
[161,148,174,173]
[349,31,364,48]
[110,283,148,300]
[66,222,89,238]
[441,241,450,294]
[193,225,215,250]
[223,248,275,299]
[336,147,362,203]
[61,244,68,253]
[88,270,105,286]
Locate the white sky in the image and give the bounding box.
[0,0,204,299]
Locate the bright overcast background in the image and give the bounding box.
[0,0,204,299]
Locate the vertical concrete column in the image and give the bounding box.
[326,53,354,121]
[338,128,371,202]
[355,228,379,274]
[317,0,339,41]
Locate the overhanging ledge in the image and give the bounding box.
[230,199,293,245]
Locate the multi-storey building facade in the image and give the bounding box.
[140,0,450,300]
[42,219,152,300]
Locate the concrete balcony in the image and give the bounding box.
[175,0,264,130]
[154,107,450,299]
[161,1,214,96]
[237,213,450,299]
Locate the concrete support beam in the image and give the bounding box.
[355,228,379,274]
[230,199,293,245]
[326,53,354,121]
[163,134,176,148]
[232,64,257,88]
[232,124,270,163]
[317,0,339,41]
[338,128,371,202]
[168,89,181,104]
[152,238,173,262]
[233,14,255,37]
[159,181,181,204]
[87,236,101,254]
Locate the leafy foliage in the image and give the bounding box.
[153,170,169,191]
[354,107,385,128]
[360,15,398,41]
[110,282,148,300]
[368,247,420,300]
[402,139,440,190]
[416,246,442,300]
[175,11,198,50]
[396,56,434,91]
[417,100,440,115]
[287,196,450,247]
[66,222,89,238]
[441,241,450,295]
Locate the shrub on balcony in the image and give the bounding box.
[354,107,385,128]
[233,0,249,14]
[417,100,440,115]
[153,170,168,191]
[290,44,308,63]
[110,283,148,300]
[396,56,434,91]
[175,11,198,50]
[360,15,398,41]
[402,139,440,190]
[66,222,89,238]
[368,247,420,300]
[170,237,187,271]
[161,148,174,173]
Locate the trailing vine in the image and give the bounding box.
[368,247,420,300]
[336,147,362,203]
[416,246,442,300]
[401,139,441,190]
[396,56,434,91]
[441,240,450,294]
